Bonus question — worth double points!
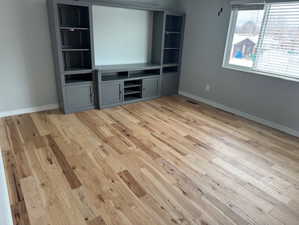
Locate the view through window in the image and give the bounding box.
[224,2,299,81]
[229,9,264,67]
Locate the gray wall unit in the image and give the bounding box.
[178,0,299,133]
[0,0,178,115]
[48,0,184,113]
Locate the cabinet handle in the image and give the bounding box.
[90,87,94,103]
[119,85,122,101]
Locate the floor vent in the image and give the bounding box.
[186,100,198,105]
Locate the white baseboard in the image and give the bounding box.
[179,91,299,138]
[0,104,59,118]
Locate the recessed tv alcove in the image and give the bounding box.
[93,5,153,66]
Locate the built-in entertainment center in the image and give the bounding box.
[47,0,185,113]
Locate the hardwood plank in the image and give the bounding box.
[87,215,107,225]
[20,176,50,225]
[0,118,10,152]
[118,170,147,198]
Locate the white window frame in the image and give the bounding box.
[222,4,299,82]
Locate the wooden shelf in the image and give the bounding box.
[124,84,142,88]
[62,49,90,52]
[164,48,179,50]
[163,63,179,68]
[96,63,161,73]
[124,96,142,102]
[63,69,93,75]
[129,73,160,78]
[165,31,181,34]
[60,26,89,31]
[124,90,141,95]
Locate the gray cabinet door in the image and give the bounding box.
[142,77,160,99]
[65,83,94,113]
[100,81,123,108]
[162,73,179,96]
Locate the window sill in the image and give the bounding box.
[222,64,299,83]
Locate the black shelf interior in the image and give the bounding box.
[61,29,90,49]
[58,4,89,28]
[101,68,160,81]
[58,4,92,72]
[124,79,142,87]
[166,15,183,33]
[124,90,141,95]
[129,69,160,78]
[165,33,181,49]
[124,94,143,102]
[101,71,129,81]
[124,80,142,101]
[65,72,93,84]
[163,66,178,73]
[163,49,180,65]
[125,84,142,88]
[63,51,92,71]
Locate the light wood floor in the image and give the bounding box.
[1,96,299,225]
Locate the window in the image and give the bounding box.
[223,2,299,81]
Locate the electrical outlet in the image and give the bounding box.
[205,84,211,92]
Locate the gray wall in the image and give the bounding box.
[0,0,57,113]
[0,0,179,114]
[179,0,299,133]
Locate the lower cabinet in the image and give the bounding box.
[65,82,95,113]
[161,72,179,96]
[100,81,123,108]
[99,77,161,109]
[142,77,161,99]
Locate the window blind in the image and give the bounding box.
[254,2,299,79]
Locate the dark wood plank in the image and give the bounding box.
[11,201,30,225]
[118,170,147,198]
[87,215,107,225]
[46,135,81,189]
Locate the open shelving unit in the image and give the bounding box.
[161,14,185,96]
[58,4,92,73]
[47,0,96,114]
[124,80,143,102]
